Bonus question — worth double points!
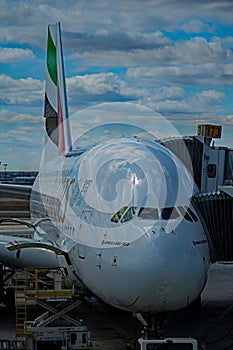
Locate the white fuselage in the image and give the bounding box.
[31,137,210,312]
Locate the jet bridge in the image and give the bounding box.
[162,126,233,262]
[193,190,233,262]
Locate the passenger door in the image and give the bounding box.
[78,210,92,259]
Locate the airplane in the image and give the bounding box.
[0,22,211,314]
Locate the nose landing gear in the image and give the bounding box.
[135,312,167,340]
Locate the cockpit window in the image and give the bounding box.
[186,206,198,222]
[161,207,180,220]
[178,206,193,222]
[138,207,159,220]
[121,206,137,223]
[111,206,128,223]
[111,205,191,224]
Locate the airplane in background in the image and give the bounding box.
[0,22,210,314]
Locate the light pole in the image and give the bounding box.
[3,163,7,183]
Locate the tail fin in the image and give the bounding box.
[44,22,72,156]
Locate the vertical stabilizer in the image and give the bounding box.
[44,22,72,156]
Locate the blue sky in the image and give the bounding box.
[0,0,233,170]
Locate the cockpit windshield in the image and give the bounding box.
[111,206,128,223]
[161,207,179,220]
[121,206,137,222]
[111,205,198,224]
[138,207,159,220]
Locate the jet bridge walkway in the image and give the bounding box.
[162,132,233,263]
[193,190,233,262]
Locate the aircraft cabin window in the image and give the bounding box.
[207,163,217,178]
[178,206,193,222]
[121,206,137,223]
[161,207,180,220]
[111,206,128,223]
[138,207,159,220]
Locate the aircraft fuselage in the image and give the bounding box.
[31,137,210,312]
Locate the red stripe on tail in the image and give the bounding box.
[58,86,65,155]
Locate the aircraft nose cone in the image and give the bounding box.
[131,232,208,312]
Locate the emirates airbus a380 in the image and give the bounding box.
[0,22,210,313]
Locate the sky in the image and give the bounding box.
[0,0,233,170]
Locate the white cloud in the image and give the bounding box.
[0,0,232,168]
[1,0,232,46]
[221,114,233,125]
[180,19,215,33]
[0,75,44,105]
[68,73,121,95]
[0,47,35,63]
[197,90,225,104]
[0,109,41,124]
[152,86,186,101]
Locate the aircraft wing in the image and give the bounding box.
[0,183,32,199]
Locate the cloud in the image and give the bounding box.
[67,31,170,53]
[0,0,232,169]
[147,88,226,116]
[68,73,122,95]
[197,90,225,104]
[0,109,41,124]
[221,114,233,125]
[123,37,233,86]
[1,0,232,46]
[0,75,44,105]
[126,63,233,87]
[66,74,147,113]
[0,110,43,161]
[0,47,35,63]
[180,19,215,34]
[68,36,233,89]
[58,72,229,130]
[151,86,186,101]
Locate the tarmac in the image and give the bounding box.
[0,223,233,349]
